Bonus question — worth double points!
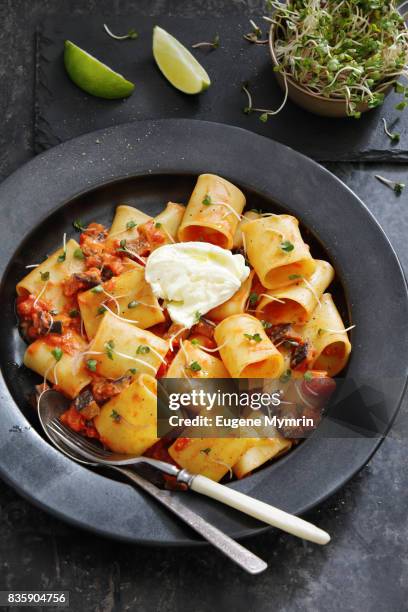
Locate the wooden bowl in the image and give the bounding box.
[268,24,394,118]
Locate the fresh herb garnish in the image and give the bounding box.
[261,320,273,329]
[57,252,66,263]
[288,274,302,280]
[202,194,212,206]
[69,309,79,318]
[86,359,97,372]
[40,271,50,282]
[154,222,162,228]
[104,339,115,359]
[375,175,405,195]
[129,368,137,375]
[194,311,202,324]
[304,371,313,382]
[110,409,122,423]
[136,345,150,355]
[280,240,294,253]
[126,220,137,230]
[265,0,408,118]
[51,347,63,362]
[279,369,292,384]
[189,361,202,372]
[382,118,400,143]
[103,24,138,41]
[73,219,87,232]
[243,19,268,44]
[244,332,262,343]
[192,34,220,50]
[73,248,85,260]
[200,447,212,455]
[248,292,259,306]
[97,305,107,315]
[190,338,201,345]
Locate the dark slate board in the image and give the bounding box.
[35,15,408,161]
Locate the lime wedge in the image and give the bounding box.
[153,26,211,94]
[64,40,135,99]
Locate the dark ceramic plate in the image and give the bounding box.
[0,119,407,546]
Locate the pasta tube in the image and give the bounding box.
[256,260,334,324]
[166,340,230,378]
[17,239,85,311]
[242,215,315,290]
[94,374,158,455]
[178,174,246,249]
[23,333,91,398]
[232,210,261,249]
[78,268,165,339]
[297,293,352,376]
[214,314,284,378]
[154,202,185,240]
[106,205,152,248]
[87,311,168,379]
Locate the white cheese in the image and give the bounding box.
[145,242,250,328]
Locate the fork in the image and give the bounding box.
[47,417,330,546]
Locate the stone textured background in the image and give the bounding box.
[0,1,407,611]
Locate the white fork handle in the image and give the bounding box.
[190,475,330,545]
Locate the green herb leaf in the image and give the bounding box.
[97,305,107,315]
[51,347,63,362]
[190,338,201,345]
[86,359,97,372]
[202,194,212,206]
[129,368,137,374]
[128,28,138,39]
[248,292,259,306]
[194,311,202,324]
[288,274,302,280]
[136,345,150,355]
[259,113,269,123]
[304,371,313,381]
[261,320,273,329]
[244,332,262,343]
[200,447,212,455]
[73,219,87,232]
[104,339,115,359]
[110,409,121,423]
[189,361,202,372]
[154,222,162,228]
[40,271,50,282]
[280,240,295,253]
[395,101,407,111]
[73,248,85,260]
[57,252,66,263]
[126,220,137,230]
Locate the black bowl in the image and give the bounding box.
[0,119,407,545]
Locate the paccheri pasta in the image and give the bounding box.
[16,174,352,483]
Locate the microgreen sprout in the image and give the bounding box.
[188,361,202,372]
[126,220,137,230]
[87,359,97,372]
[241,80,288,122]
[40,271,50,282]
[266,0,408,118]
[280,240,294,253]
[243,19,268,44]
[104,339,115,360]
[74,248,85,260]
[192,34,220,50]
[244,332,262,343]
[382,118,400,143]
[375,174,405,195]
[110,409,122,423]
[73,219,87,232]
[103,24,138,41]
[279,369,292,384]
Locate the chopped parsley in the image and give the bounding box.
[86,359,97,372]
[244,332,262,343]
[51,347,63,362]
